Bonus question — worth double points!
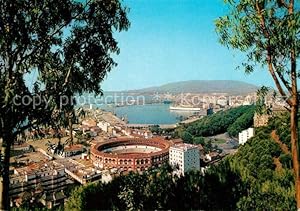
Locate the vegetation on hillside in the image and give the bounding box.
[216,0,300,207]
[184,105,255,137]
[229,127,295,210]
[227,106,256,137]
[65,113,296,210]
[65,165,202,211]
[209,113,296,210]
[174,105,255,144]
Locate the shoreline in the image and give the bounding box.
[83,103,203,128]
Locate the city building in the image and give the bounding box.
[61,144,84,158]
[254,105,287,128]
[169,143,200,176]
[238,128,255,145]
[82,119,97,128]
[204,152,220,162]
[216,98,229,107]
[254,113,270,127]
[90,126,101,137]
[97,121,111,133]
[12,143,32,153]
[55,159,102,185]
[10,161,68,208]
[40,190,66,209]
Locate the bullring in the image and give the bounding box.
[91,137,171,172]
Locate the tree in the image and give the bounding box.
[181,131,193,143]
[0,0,130,209]
[193,136,205,145]
[64,109,76,146]
[256,86,272,115]
[215,0,299,207]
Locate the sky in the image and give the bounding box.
[100,0,275,91]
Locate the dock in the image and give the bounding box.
[126,123,178,129]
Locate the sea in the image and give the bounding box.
[97,104,197,125]
[77,92,199,124]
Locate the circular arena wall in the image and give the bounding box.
[91,137,171,172]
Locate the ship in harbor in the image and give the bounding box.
[169,105,201,111]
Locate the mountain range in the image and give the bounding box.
[124,80,259,95]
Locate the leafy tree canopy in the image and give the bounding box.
[0,0,130,139]
[0,0,130,209]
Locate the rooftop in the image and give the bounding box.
[82,119,97,127]
[12,143,29,149]
[10,151,50,165]
[11,161,65,183]
[64,144,84,152]
[170,143,199,151]
[14,161,64,175]
[170,138,184,145]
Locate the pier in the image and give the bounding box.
[126,123,178,129]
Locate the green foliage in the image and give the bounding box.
[269,112,292,150]
[199,159,247,210]
[256,86,272,115]
[0,0,130,139]
[227,105,255,137]
[193,136,205,145]
[66,116,297,210]
[181,105,255,137]
[229,125,295,210]
[0,1,130,208]
[215,0,300,73]
[65,164,202,211]
[279,153,293,169]
[181,131,193,143]
[149,125,162,134]
[215,1,300,206]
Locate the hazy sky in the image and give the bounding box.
[100,0,275,91]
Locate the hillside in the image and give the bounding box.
[65,112,296,210]
[127,80,259,95]
[177,105,256,140]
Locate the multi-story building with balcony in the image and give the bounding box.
[169,143,200,176]
[10,161,68,208]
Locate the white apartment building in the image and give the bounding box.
[169,143,200,176]
[238,127,255,145]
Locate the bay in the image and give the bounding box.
[98,104,196,125]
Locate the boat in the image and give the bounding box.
[169,106,201,111]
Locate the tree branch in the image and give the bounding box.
[272,63,293,94]
[288,0,297,106]
[12,114,56,137]
[14,0,93,75]
[289,0,294,13]
[279,0,289,8]
[255,1,292,106]
[62,66,72,89]
[267,57,292,105]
